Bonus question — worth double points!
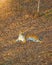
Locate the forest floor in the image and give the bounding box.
[0,0,52,65]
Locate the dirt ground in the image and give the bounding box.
[0,0,52,65]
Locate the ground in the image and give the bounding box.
[0,0,52,65]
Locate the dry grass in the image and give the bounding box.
[0,0,52,65]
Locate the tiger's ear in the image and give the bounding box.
[19,31,24,35]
